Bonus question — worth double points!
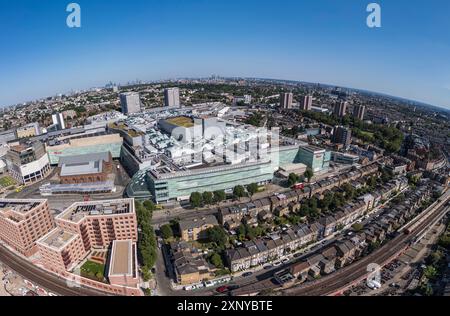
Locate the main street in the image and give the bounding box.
[152,164,356,226]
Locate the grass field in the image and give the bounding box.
[166,116,195,128]
[0,176,16,188]
[80,260,106,282]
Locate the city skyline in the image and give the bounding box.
[1,0,450,110]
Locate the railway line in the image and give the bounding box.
[0,244,107,296]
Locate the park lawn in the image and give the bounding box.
[80,260,106,282]
[359,131,374,138]
[0,176,16,188]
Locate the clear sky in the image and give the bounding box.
[1,0,449,109]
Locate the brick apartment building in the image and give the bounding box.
[0,199,55,256]
[36,198,140,295]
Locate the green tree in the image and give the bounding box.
[209,252,224,269]
[136,200,158,274]
[423,266,438,280]
[288,173,300,187]
[233,185,246,199]
[213,190,226,204]
[247,183,259,196]
[143,200,156,211]
[237,224,247,241]
[202,191,214,205]
[342,183,355,200]
[206,226,228,249]
[190,192,203,208]
[438,234,450,250]
[367,176,377,189]
[352,223,364,232]
[160,224,173,240]
[304,168,314,182]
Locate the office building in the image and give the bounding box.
[280,93,293,109]
[296,145,331,173]
[0,199,55,256]
[52,113,66,130]
[299,95,313,111]
[164,88,181,107]
[146,159,275,203]
[332,126,352,148]
[46,133,123,165]
[353,105,366,121]
[5,141,51,184]
[120,92,141,114]
[334,102,348,117]
[331,152,359,165]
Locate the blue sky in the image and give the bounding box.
[1,0,449,109]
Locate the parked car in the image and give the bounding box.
[204,280,216,288]
[273,261,282,267]
[216,286,229,293]
[242,272,253,278]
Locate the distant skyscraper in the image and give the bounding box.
[280,92,293,109]
[299,95,313,111]
[120,92,141,114]
[353,105,366,121]
[51,113,66,130]
[334,101,348,117]
[332,126,352,148]
[164,88,181,107]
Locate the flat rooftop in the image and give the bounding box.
[109,122,145,137]
[38,228,76,250]
[59,152,111,176]
[57,199,134,223]
[108,240,135,277]
[0,199,46,214]
[299,145,326,153]
[0,199,47,223]
[165,116,195,128]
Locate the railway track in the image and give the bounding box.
[0,244,107,296]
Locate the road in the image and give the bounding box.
[0,244,108,296]
[7,161,130,212]
[152,164,358,226]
